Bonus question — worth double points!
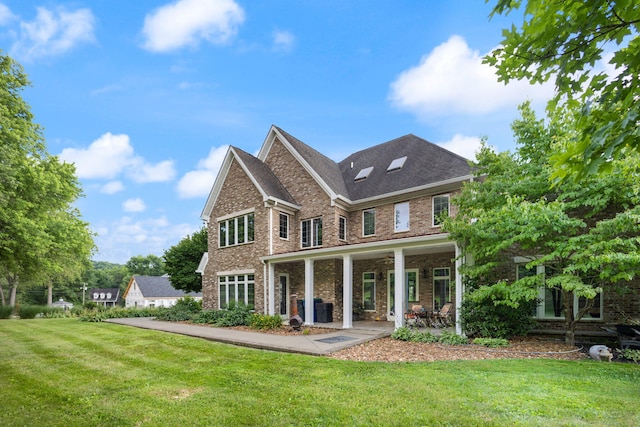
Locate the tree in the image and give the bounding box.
[0,52,95,306]
[485,0,640,180]
[125,254,165,277]
[163,227,207,293]
[444,102,640,345]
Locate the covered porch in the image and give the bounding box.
[261,234,464,334]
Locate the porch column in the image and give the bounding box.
[454,244,463,335]
[342,254,353,329]
[393,248,405,329]
[267,262,275,316]
[304,258,314,326]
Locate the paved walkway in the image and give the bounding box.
[106,317,393,356]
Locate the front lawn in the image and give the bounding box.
[0,318,638,426]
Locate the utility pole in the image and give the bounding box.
[82,283,87,305]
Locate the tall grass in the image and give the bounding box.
[1,318,638,427]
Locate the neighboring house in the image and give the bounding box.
[123,275,203,308]
[199,125,639,333]
[89,288,120,307]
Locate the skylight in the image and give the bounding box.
[354,166,374,181]
[387,156,407,172]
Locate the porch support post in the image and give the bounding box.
[454,244,463,335]
[304,258,314,325]
[342,254,353,329]
[393,248,405,330]
[267,262,275,316]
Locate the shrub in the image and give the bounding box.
[192,310,225,324]
[413,330,440,343]
[438,331,469,345]
[617,349,640,364]
[250,313,284,330]
[473,337,510,348]
[391,326,415,341]
[0,305,14,319]
[216,303,253,327]
[459,293,537,339]
[17,305,56,319]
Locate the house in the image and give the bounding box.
[89,288,120,307]
[199,126,640,334]
[200,125,473,332]
[123,275,202,308]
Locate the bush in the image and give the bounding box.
[438,331,469,345]
[459,293,537,339]
[473,337,510,348]
[0,305,14,319]
[17,305,63,319]
[617,348,640,364]
[154,297,202,322]
[216,303,253,327]
[250,313,284,330]
[192,309,225,324]
[391,326,415,341]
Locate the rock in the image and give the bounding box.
[589,345,613,362]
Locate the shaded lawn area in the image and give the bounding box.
[0,319,638,427]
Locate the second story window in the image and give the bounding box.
[279,212,289,239]
[363,209,376,236]
[338,216,347,241]
[432,194,450,226]
[394,202,409,232]
[219,212,254,248]
[301,217,322,248]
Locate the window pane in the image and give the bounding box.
[544,288,564,318]
[301,220,310,247]
[219,222,227,247]
[279,213,288,239]
[407,271,417,302]
[433,195,449,226]
[219,283,227,309]
[363,210,375,236]
[339,216,346,240]
[247,213,254,242]
[579,293,601,319]
[395,202,409,232]
[313,218,322,246]
[247,282,255,308]
[363,273,376,311]
[237,216,245,244]
[228,218,236,245]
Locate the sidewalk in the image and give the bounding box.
[105,317,393,356]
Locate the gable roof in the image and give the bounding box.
[201,145,299,221]
[126,275,202,298]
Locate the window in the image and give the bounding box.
[387,156,407,172]
[517,263,603,320]
[432,194,450,226]
[394,202,409,232]
[355,166,373,181]
[219,274,255,309]
[363,209,376,236]
[279,213,289,240]
[219,212,255,248]
[433,268,451,310]
[363,272,376,311]
[339,216,347,241]
[301,217,322,248]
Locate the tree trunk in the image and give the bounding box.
[0,283,5,306]
[9,285,17,307]
[47,281,53,306]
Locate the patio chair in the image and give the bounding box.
[433,302,453,327]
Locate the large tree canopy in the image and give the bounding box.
[444,102,640,345]
[163,227,207,293]
[485,0,640,180]
[0,52,95,306]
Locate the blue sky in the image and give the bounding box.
[0,0,555,264]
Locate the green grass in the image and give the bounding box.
[1,319,638,427]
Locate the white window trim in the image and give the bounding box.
[394,202,410,233]
[218,212,254,248]
[432,194,450,227]
[218,273,256,309]
[363,208,376,237]
[433,267,451,310]
[301,217,322,248]
[279,212,289,240]
[338,215,347,241]
[362,272,376,311]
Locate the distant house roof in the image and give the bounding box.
[89,288,119,303]
[128,275,202,298]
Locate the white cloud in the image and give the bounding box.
[272,30,294,52]
[0,4,16,24]
[123,198,146,213]
[177,145,228,198]
[101,181,124,194]
[388,35,554,120]
[59,133,176,183]
[10,6,95,61]
[437,134,484,161]
[141,0,244,52]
